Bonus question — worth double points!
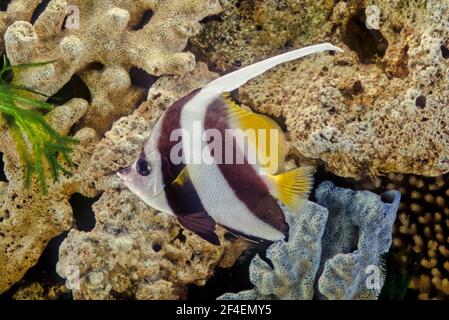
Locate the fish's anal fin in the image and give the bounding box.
[177,212,220,246]
[267,166,314,213]
[223,94,286,175]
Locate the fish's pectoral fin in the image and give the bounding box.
[267,166,314,213]
[223,94,286,175]
[177,212,220,246]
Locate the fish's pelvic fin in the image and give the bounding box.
[267,166,314,213]
[171,166,190,187]
[224,94,286,174]
[177,212,220,246]
[205,43,343,93]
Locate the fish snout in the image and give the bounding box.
[117,166,131,179]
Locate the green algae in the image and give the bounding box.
[0,57,78,194]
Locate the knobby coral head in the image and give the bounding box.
[0,56,78,194]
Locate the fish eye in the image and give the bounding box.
[136,158,151,176]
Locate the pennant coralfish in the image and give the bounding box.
[118,43,343,245]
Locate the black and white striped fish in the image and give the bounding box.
[118,43,343,245]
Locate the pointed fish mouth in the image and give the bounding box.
[116,166,131,179]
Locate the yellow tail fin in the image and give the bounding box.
[267,166,314,213]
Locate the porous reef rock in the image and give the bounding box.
[194,0,449,178]
[0,0,232,295]
[12,282,70,300]
[56,63,248,300]
[0,98,100,294]
[3,0,222,134]
[219,181,400,300]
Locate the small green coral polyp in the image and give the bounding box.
[0,57,78,194]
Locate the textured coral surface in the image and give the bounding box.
[2,0,449,300]
[386,173,449,299]
[194,0,449,178]
[0,0,238,297]
[220,182,400,300]
[0,99,99,294]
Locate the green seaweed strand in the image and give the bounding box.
[0,56,79,194]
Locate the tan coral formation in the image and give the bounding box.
[0,98,100,294]
[3,0,222,133]
[1,0,237,296]
[12,282,69,300]
[191,0,336,71]
[387,173,449,299]
[56,63,247,300]
[0,0,42,50]
[194,0,449,178]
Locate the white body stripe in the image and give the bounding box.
[142,113,174,216]
[180,88,284,240]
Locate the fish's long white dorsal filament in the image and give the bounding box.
[205,43,343,93]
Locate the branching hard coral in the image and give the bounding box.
[385,173,449,299]
[0,57,78,193]
[3,0,222,134]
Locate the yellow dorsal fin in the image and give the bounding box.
[223,93,286,174]
[266,166,314,213]
[171,167,189,187]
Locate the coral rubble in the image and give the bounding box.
[219,181,400,300]
[194,0,449,178]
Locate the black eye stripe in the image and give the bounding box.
[136,154,151,176]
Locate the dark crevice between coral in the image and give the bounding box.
[152,242,162,252]
[415,95,426,109]
[30,0,51,24]
[132,9,154,30]
[441,45,449,59]
[172,228,187,244]
[129,67,159,90]
[86,61,105,71]
[0,153,6,182]
[0,231,73,300]
[200,13,223,24]
[69,193,100,232]
[0,0,11,11]
[342,10,388,64]
[379,249,420,300]
[47,74,92,106]
[188,247,260,300]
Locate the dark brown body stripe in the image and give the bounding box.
[157,89,198,184]
[204,97,288,235]
[157,90,207,216]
